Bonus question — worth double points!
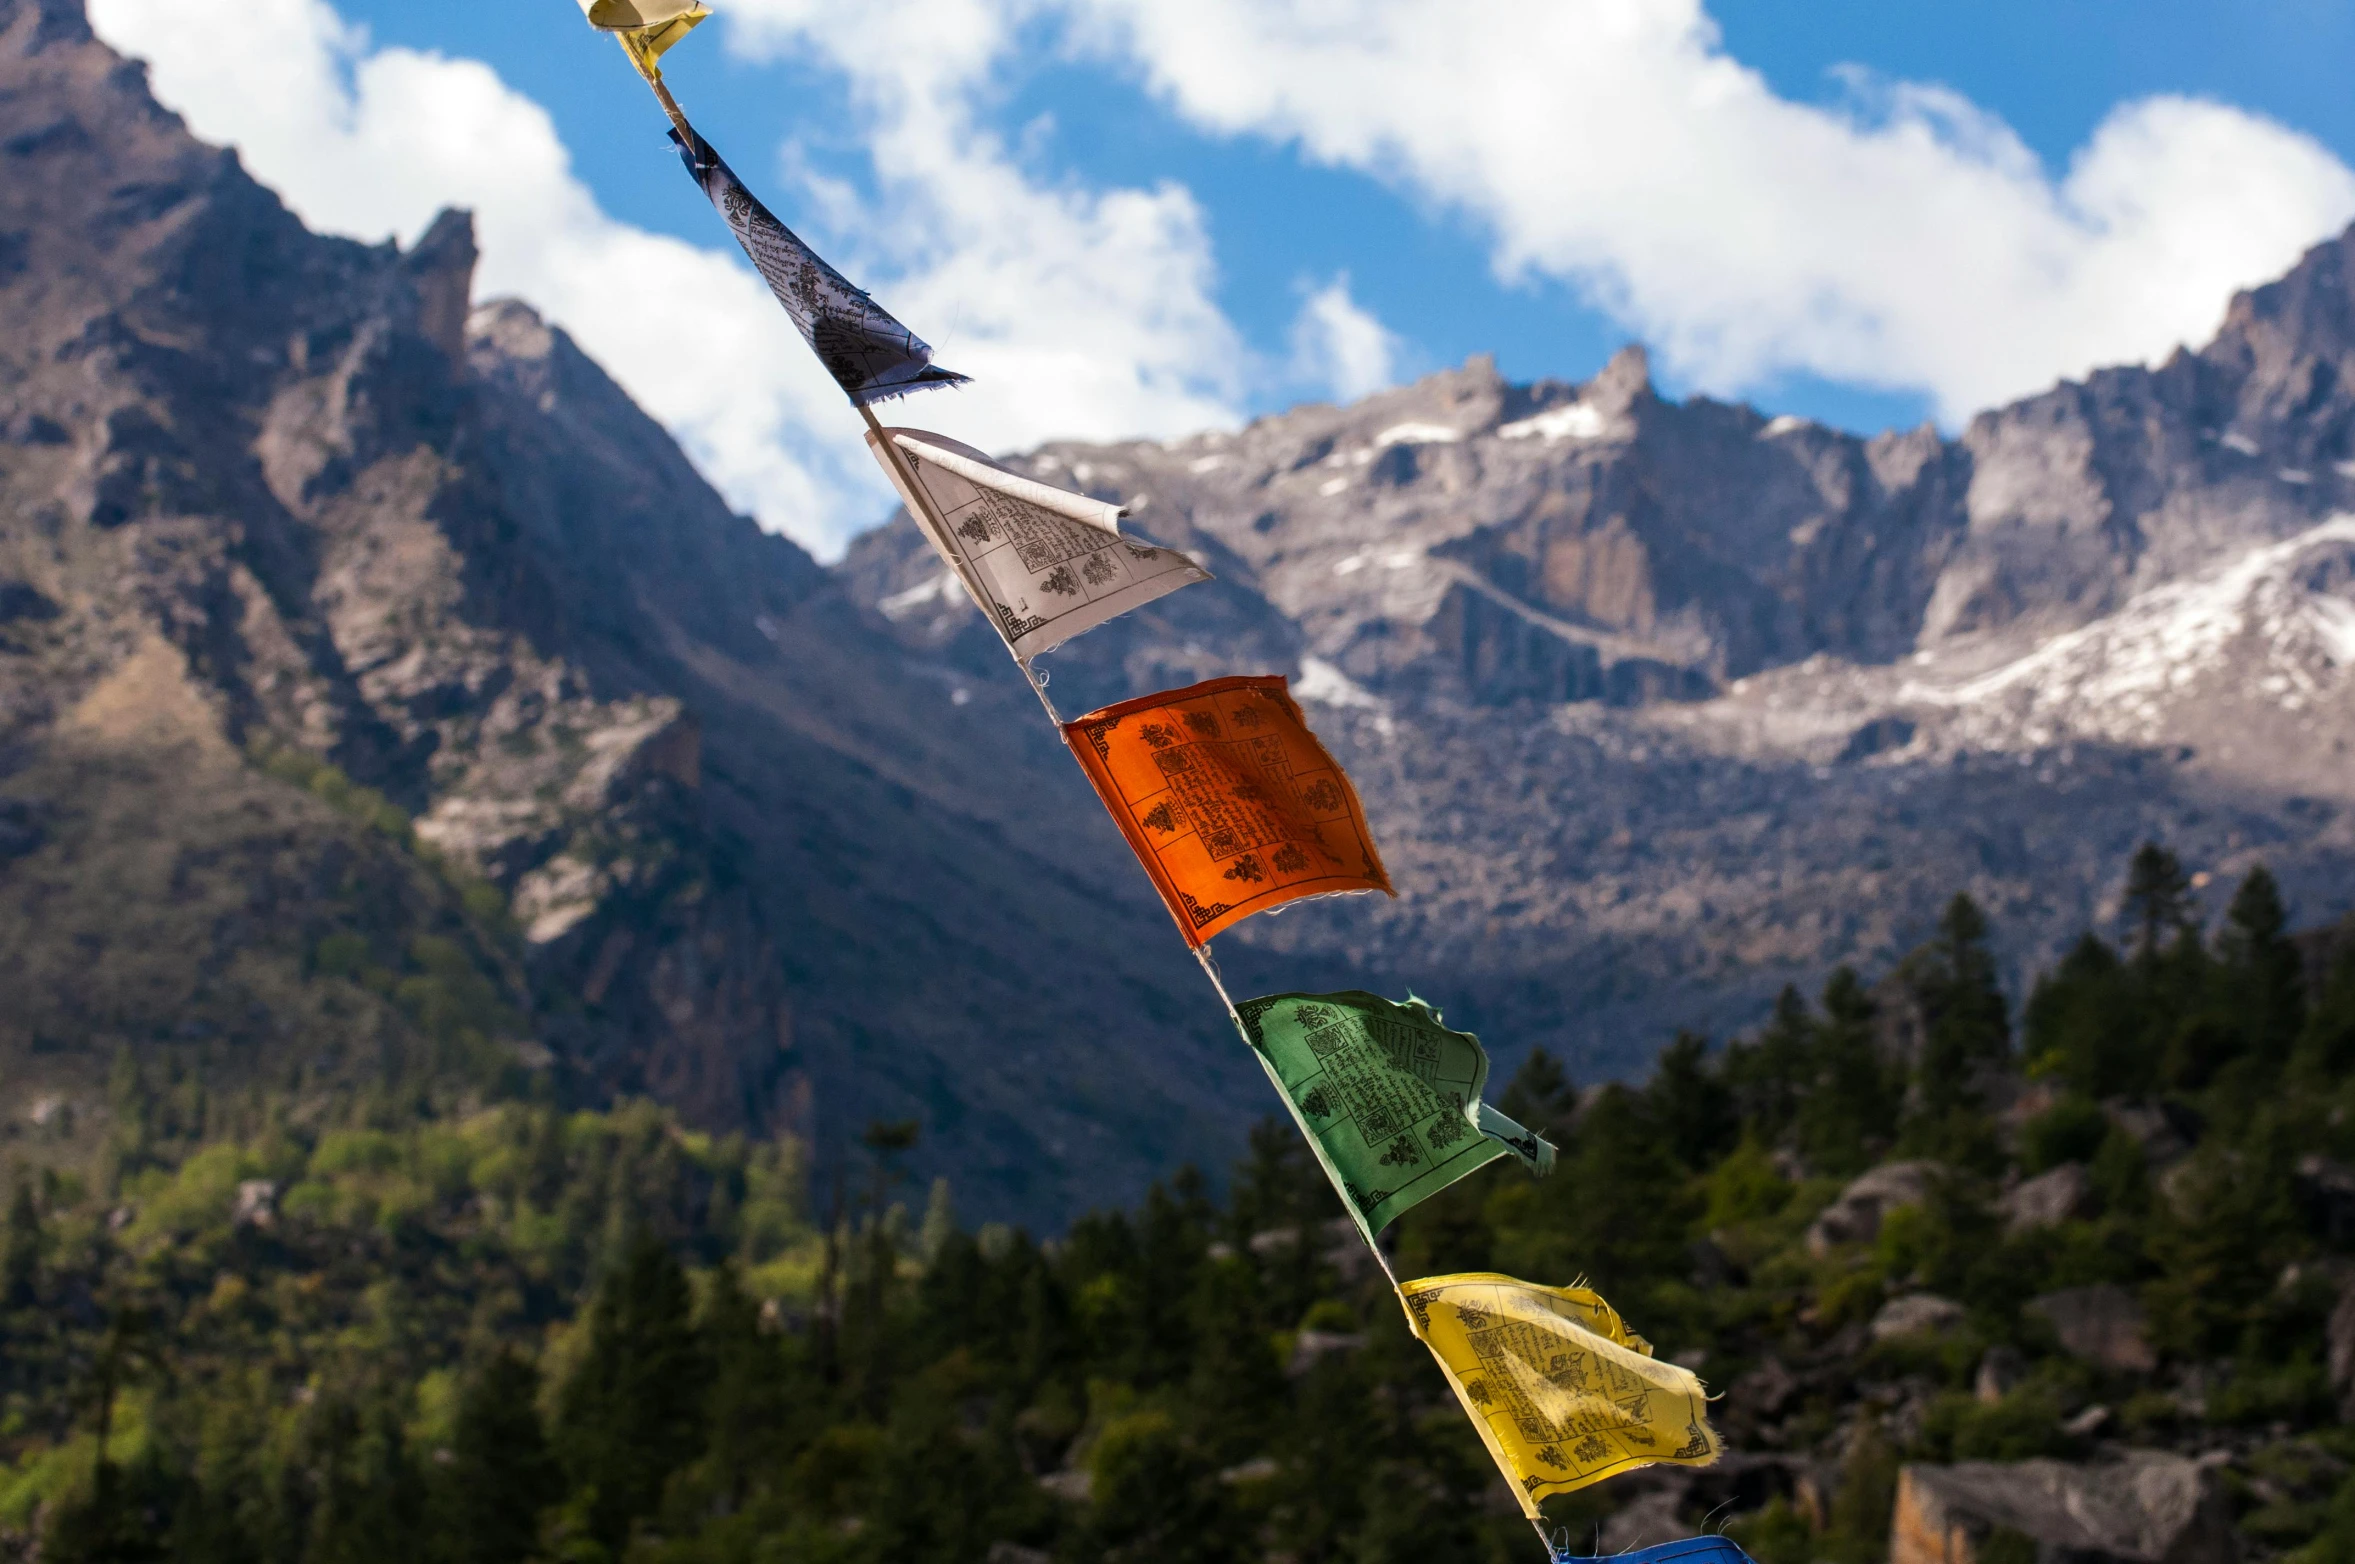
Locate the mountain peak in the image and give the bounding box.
[405,208,478,366]
[1587,342,1653,412]
[1,0,93,50]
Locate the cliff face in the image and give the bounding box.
[0,0,1249,1223]
[8,0,2355,1222]
[843,231,2355,1064]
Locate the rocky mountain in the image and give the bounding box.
[844,228,2355,1065]
[0,0,1254,1224]
[8,0,2355,1225]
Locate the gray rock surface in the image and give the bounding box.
[846,204,2355,1082]
[2029,1285,2159,1373]
[1807,1161,1945,1255]
[2005,1162,2096,1232]
[1892,1453,2234,1564]
[1870,1293,1966,1343]
[11,0,2355,1219]
[2328,1281,2355,1419]
[0,0,1246,1223]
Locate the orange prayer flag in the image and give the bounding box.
[1061,676,1393,947]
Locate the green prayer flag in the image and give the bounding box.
[1235,990,1554,1245]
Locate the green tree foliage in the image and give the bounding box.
[555,1232,713,1554]
[2124,839,2194,959]
[2,1180,40,1309]
[430,1351,561,1564]
[10,845,2355,1560]
[1915,894,2011,1112]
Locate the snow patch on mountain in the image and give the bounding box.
[1499,403,1606,442]
[1908,515,2355,746]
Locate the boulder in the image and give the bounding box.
[1890,1453,2233,1564]
[1286,1330,1366,1376]
[2297,1155,2355,1244]
[1871,1293,1967,1343]
[1974,1347,2026,1404]
[1728,1356,1800,1421]
[2329,1281,2355,1419]
[2027,1285,2157,1373]
[2004,1163,2094,1232]
[232,1179,278,1230]
[1808,1161,1945,1256]
[1597,1489,1687,1554]
[2104,1101,2197,1166]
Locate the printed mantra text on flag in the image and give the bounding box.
[1236,991,1551,1245]
[1400,1273,1720,1513]
[866,428,1208,660]
[1060,676,1391,947]
[671,127,968,405]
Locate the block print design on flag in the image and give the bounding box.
[866,429,1210,660]
[1398,1273,1719,1515]
[1236,991,1551,1249]
[1062,676,1392,947]
[671,128,968,405]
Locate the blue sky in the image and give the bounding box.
[86,0,2355,553]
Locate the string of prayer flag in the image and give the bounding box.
[671,127,970,405]
[1399,1273,1721,1513]
[580,7,1717,1536]
[1061,676,1392,947]
[864,427,1209,660]
[1235,990,1551,1246]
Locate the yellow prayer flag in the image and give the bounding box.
[1398,1273,1718,1514]
[577,0,705,27]
[576,0,709,81]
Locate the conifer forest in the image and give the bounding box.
[3,845,2354,1562]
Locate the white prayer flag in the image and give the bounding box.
[865,428,1210,661]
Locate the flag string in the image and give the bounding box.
[602,41,1697,1551]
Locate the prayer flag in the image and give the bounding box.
[1398,1273,1720,1515]
[1575,1540,1755,1564]
[577,0,706,79]
[577,0,704,24]
[1235,990,1551,1245]
[672,128,969,405]
[1061,676,1392,947]
[865,428,1209,660]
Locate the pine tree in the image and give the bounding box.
[1646,1032,1736,1171]
[2216,864,2304,1068]
[3,1178,41,1308]
[431,1351,559,1564]
[2023,932,2146,1096]
[2123,840,2193,960]
[696,1266,791,1517]
[1496,1048,1578,1143]
[1797,967,1901,1177]
[1722,985,1813,1144]
[2296,937,2355,1079]
[1915,895,2010,1116]
[555,1232,712,1553]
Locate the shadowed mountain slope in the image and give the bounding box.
[0,0,1245,1224]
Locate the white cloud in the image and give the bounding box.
[1066,0,2355,421]
[712,0,1246,458]
[81,0,2355,559]
[1291,274,1400,403]
[84,0,1251,557]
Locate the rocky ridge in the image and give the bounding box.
[844,228,2355,1057]
[8,0,2355,1219]
[0,0,1250,1223]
